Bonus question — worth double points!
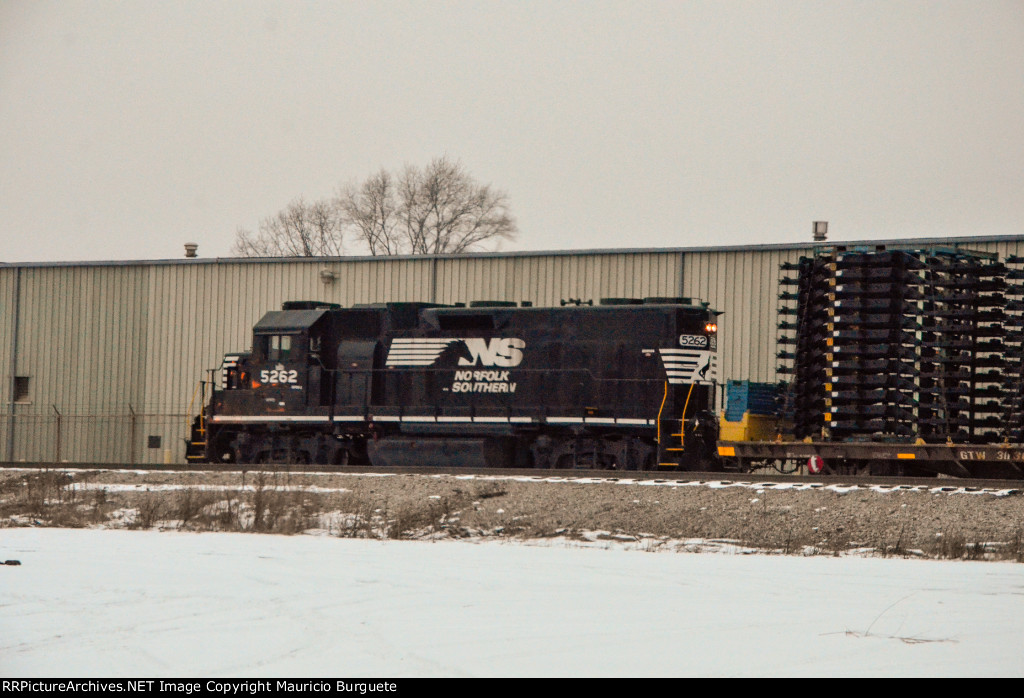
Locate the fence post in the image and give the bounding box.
[53,405,61,464]
[129,404,136,465]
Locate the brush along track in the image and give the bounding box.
[1,465,1022,560]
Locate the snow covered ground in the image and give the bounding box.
[2,528,1023,677]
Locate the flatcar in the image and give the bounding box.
[189,298,722,469]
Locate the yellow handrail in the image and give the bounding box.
[186,381,204,434]
[655,381,668,444]
[679,382,696,451]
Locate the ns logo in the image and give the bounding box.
[459,338,526,367]
[385,336,526,368]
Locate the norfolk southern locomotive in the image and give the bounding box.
[190,298,721,469]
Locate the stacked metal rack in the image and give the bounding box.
[777,246,1009,444]
[777,255,832,439]
[1002,255,1024,441]
[919,251,1006,444]
[829,249,927,440]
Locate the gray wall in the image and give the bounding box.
[3,236,1022,464]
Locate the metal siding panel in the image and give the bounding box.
[529,256,545,305]
[541,257,557,306]
[432,258,449,304]
[553,256,565,304]
[683,249,796,390]
[458,257,473,303]
[740,251,753,382]
[0,269,15,459]
[587,255,602,298]
[749,250,765,380]
[507,257,527,304]
[3,266,149,462]
[603,255,618,297]
[435,257,456,304]
[490,257,510,302]
[523,257,535,304]
[625,253,635,295]
[646,254,658,296]
[147,264,205,463]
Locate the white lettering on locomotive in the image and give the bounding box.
[458,338,525,367]
[678,334,708,348]
[454,370,511,382]
[386,337,526,368]
[259,364,299,385]
[451,381,517,393]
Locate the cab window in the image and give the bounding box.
[268,334,293,361]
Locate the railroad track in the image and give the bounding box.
[2,462,1021,493]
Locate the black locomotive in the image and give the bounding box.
[191,298,721,470]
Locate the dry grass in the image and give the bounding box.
[2,468,1023,561]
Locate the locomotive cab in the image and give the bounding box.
[213,302,342,415]
[248,304,339,410]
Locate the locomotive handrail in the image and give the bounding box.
[677,382,697,451]
[186,380,204,433]
[217,362,708,425]
[320,365,672,381]
[656,381,668,444]
[318,365,712,390]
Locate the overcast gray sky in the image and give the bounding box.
[2,0,1022,263]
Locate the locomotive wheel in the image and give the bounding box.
[554,454,574,469]
[233,445,257,465]
[209,430,236,463]
[575,452,608,469]
[257,448,310,465]
[553,451,619,470]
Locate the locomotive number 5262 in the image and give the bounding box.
[260,369,298,384]
[678,334,709,348]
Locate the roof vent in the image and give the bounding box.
[812,221,828,242]
[468,300,517,308]
[281,300,341,311]
[643,297,691,305]
[184,243,198,258]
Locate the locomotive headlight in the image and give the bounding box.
[704,322,718,334]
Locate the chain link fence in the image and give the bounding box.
[1,409,192,465]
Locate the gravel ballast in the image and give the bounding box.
[2,468,1022,561]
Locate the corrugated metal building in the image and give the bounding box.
[3,235,1023,464]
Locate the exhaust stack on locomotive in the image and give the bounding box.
[191,298,722,470]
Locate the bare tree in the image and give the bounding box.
[335,169,404,256]
[233,158,516,257]
[232,197,345,257]
[338,157,517,255]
